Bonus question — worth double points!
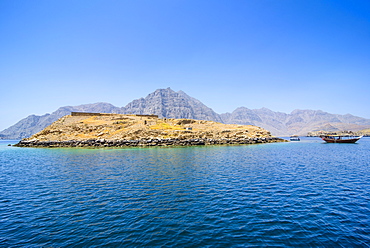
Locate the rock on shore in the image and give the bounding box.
[15,113,286,148]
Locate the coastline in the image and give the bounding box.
[14,137,286,148]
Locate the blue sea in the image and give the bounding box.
[1,138,370,247]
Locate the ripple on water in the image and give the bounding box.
[0,139,370,246]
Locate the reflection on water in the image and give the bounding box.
[1,138,370,247]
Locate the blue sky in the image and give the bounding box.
[1,0,369,131]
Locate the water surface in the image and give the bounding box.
[1,138,369,247]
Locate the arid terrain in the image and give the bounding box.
[16,113,285,147]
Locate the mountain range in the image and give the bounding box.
[2,87,370,139]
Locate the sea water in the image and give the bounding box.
[1,138,369,247]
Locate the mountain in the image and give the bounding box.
[0,88,222,139]
[2,87,370,139]
[221,108,370,136]
[0,103,121,139]
[120,88,223,122]
[220,107,290,136]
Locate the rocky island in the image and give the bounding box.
[15,112,286,148]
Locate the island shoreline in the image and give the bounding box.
[14,137,286,148]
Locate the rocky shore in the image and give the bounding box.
[15,137,284,148]
[14,113,286,148]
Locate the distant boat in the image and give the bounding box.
[290,135,300,141]
[320,135,363,143]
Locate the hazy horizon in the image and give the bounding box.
[1,0,370,131]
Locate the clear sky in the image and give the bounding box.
[1,0,369,131]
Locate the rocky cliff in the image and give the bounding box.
[2,88,370,139]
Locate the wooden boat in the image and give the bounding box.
[290,135,300,141]
[320,135,363,143]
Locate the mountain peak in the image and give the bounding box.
[122,88,222,122]
[154,87,175,93]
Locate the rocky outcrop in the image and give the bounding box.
[14,113,286,147]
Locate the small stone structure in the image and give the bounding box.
[71,112,106,116]
[71,112,158,118]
